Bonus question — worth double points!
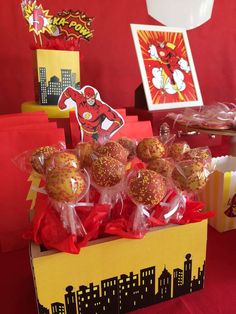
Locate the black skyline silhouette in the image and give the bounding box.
[37,253,205,314]
[38,67,79,105]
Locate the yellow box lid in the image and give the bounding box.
[21,101,75,119]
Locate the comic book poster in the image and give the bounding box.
[131,24,203,111]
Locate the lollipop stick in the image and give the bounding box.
[98,190,113,219]
[99,190,112,205]
[33,32,37,44]
[39,33,43,47]
[67,205,77,235]
[66,205,87,237]
[75,215,87,238]
[85,189,90,203]
[133,204,145,231]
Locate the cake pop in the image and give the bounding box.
[95,140,129,164]
[31,146,58,174]
[147,158,174,177]
[169,141,190,161]
[45,167,86,202]
[184,147,211,161]
[45,151,79,173]
[91,156,125,187]
[116,137,137,160]
[136,138,165,162]
[127,169,166,206]
[172,160,208,192]
[75,141,99,168]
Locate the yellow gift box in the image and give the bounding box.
[198,156,236,232]
[33,49,80,105]
[31,220,207,314]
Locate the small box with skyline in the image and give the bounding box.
[33,49,80,106]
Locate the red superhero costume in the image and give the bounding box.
[58,86,124,142]
[156,42,180,84]
[225,193,236,217]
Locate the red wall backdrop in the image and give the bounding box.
[0,0,235,115]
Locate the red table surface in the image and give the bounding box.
[1,225,236,314]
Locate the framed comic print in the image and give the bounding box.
[131,24,203,111]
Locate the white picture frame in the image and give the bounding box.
[131,24,203,111]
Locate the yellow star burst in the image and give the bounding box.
[23,1,52,35]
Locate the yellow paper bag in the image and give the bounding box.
[198,155,236,232]
[33,49,80,105]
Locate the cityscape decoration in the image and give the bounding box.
[38,253,205,314]
[33,49,80,105]
[39,67,79,105]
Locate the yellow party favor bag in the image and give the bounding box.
[198,156,236,232]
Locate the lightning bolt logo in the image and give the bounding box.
[26,171,41,210]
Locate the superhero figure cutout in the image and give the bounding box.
[148,41,190,99]
[225,193,236,217]
[58,85,124,142]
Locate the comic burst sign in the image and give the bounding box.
[51,10,94,41]
[21,1,94,46]
[21,0,52,36]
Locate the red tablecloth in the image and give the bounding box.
[1,225,236,314]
